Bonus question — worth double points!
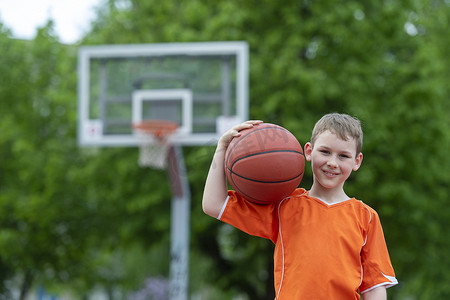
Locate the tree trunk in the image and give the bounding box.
[19,270,33,300]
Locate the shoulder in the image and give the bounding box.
[357,200,380,216]
[276,188,316,220]
[280,188,308,202]
[225,188,309,217]
[348,199,383,229]
[276,188,308,208]
[286,188,308,200]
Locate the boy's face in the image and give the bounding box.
[305,130,363,191]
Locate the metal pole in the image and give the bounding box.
[221,57,231,117]
[167,145,191,300]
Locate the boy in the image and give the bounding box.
[202,113,398,299]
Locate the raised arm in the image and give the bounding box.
[202,121,262,218]
[362,286,387,300]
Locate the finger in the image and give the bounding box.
[242,120,263,127]
[233,120,263,131]
[220,121,263,149]
[246,120,263,124]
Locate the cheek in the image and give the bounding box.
[341,161,356,174]
[310,154,325,167]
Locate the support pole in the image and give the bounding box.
[167,145,191,300]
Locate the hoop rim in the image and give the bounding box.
[132,120,178,139]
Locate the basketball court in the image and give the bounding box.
[77,41,249,300]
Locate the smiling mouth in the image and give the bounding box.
[323,170,339,177]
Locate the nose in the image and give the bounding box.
[326,156,338,168]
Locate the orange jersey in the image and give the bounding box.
[218,188,398,299]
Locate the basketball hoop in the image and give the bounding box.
[132,120,178,169]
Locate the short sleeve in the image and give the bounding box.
[360,209,398,293]
[218,190,279,243]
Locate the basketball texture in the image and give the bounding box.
[225,123,305,204]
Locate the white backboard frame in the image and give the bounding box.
[77,41,249,147]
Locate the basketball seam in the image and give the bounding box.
[228,149,304,183]
[227,167,304,184]
[231,183,265,203]
[227,169,304,203]
[232,149,304,166]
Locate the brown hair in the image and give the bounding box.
[310,113,363,154]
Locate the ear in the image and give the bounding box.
[353,152,363,171]
[304,142,313,162]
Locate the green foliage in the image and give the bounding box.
[0,0,449,299]
[0,20,174,298]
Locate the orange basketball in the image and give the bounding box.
[225,123,305,204]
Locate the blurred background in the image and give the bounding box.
[0,0,448,299]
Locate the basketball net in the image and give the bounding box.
[132,120,178,169]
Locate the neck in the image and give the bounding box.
[308,184,350,204]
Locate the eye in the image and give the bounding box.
[339,154,351,159]
[319,150,330,155]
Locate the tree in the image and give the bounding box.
[1,20,176,299]
[0,21,85,298]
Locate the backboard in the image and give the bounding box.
[77,41,249,146]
